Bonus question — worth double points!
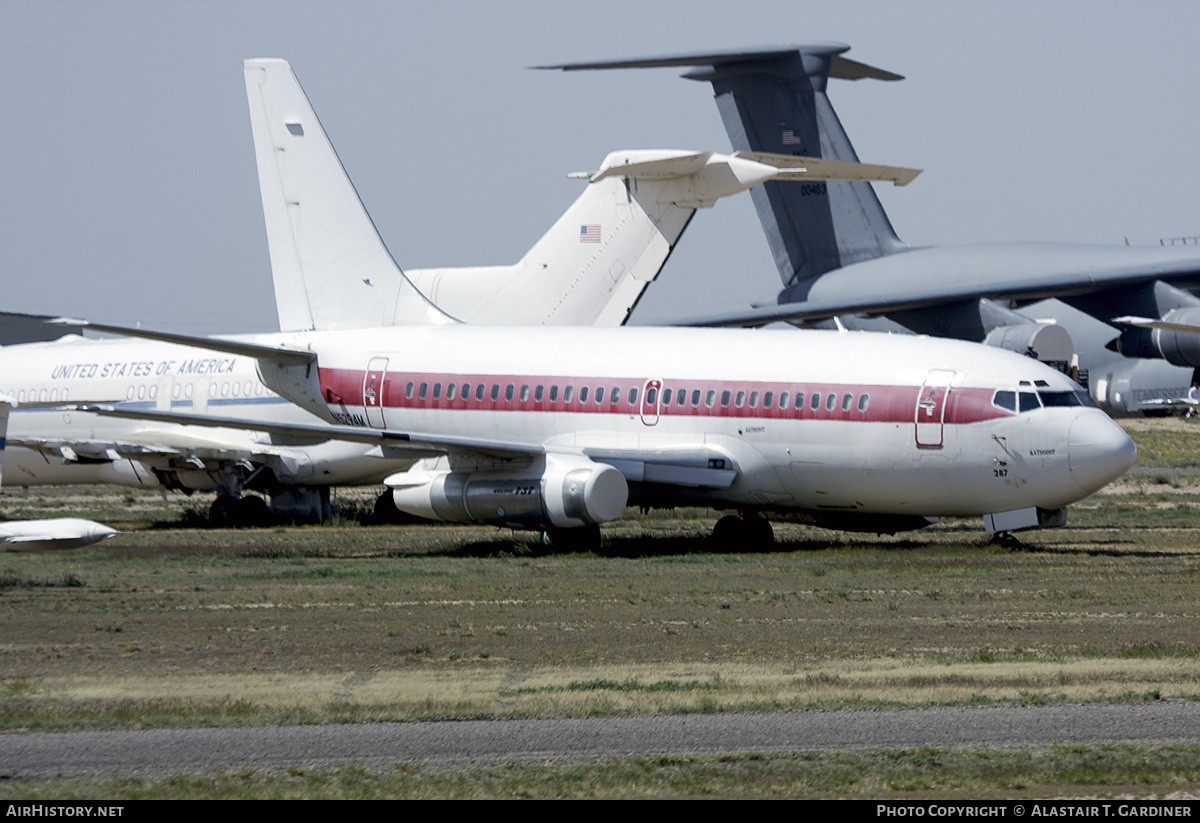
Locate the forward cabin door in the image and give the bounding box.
[364,357,389,429]
[914,369,955,448]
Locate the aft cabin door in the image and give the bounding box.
[914,369,955,448]
[363,358,389,429]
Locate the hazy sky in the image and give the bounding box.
[3,0,1199,334]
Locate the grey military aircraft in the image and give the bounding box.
[544,44,1200,416]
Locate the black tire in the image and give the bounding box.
[711,514,774,551]
[743,514,775,548]
[711,515,744,550]
[209,495,242,528]
[240,495,271,527]
[372,490,403,524]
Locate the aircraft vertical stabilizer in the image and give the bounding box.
[244,59,454,331]
[407,149,782,326]
[540,45,908,302]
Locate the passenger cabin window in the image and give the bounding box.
[858,394,870,412]
[550,386,559,402]
[611,387,620,404]
[662,388,673,406]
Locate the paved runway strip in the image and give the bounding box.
[5,702,1200,780]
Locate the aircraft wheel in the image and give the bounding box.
[989,531,1022,550]
[743,514,775,549]
[209,495,242,528]
[240,495,271,527]
[372,490,403,524]
[541,524,602,552]
[711,515,744,550]
[711,515,774,551]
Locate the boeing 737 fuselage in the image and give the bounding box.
[76,321,1136,547]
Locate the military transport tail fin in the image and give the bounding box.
[541,44,909,302]
[244,59,455,332]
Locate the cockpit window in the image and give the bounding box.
[993,390,1016,412]
[1037,390,1096,408]
[1037,390,1080,407]
[1018,392,1041,412]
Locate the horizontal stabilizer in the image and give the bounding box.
[734,151,920,186]
[47,318,316,366]
[535,44,904,82]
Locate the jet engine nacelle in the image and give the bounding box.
[386,455,628,530]
[982,322,1074,365]
[1109,307,1200,368]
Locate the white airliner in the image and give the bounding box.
[66,261,1138,548]
[0,59,917,525]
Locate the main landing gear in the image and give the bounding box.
[711,513,774,551]
[209,494,271,528]
[989,531,1023,549]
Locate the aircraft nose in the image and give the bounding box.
[1067,412,1136,494]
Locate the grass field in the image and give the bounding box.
[3,419,1200,797]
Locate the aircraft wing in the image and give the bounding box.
[65,405,545,462]
[1137,397,1200,407]
[674,243,1200,327]
[68,406,744,489]
[8,432,278,466]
